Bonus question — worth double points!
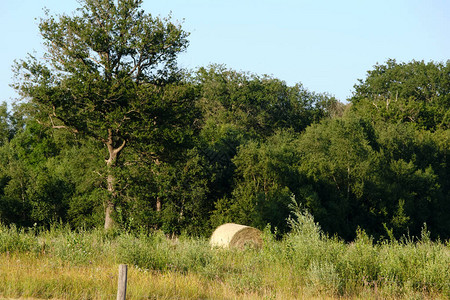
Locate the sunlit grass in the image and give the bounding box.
[0,221,448,299]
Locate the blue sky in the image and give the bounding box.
[1,0,449,108]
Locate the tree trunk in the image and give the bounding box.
[104,129,126,230]
[156,196,161,212]
[104,196,115,230]
[104,162,117,230]
[153,159,162,213]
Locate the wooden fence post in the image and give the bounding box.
[117,264,128,300]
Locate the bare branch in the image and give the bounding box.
[48,106,79,133]
[114,139,126,155]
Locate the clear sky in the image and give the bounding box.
[1,0,449,108]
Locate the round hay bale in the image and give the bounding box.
[210,223,263,249]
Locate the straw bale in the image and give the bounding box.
[210,223,263,249]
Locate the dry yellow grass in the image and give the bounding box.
[0,253,347,300]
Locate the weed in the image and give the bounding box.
[0,222,448,299]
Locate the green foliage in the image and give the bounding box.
[0,106,106,228]
[14,0,190,143]
[120,148,211,235]
[155,150,210,235]
[57,142,106,228]
[295,116,380,239]
[286,109,448,240]
[195,65,334,137]
[12,0,194,229]
[351,59,450,130]
[0,102,14,145]
[210,130,301,232]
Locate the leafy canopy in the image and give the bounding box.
[14,0,190,147]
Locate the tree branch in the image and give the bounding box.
[48,106,79,133]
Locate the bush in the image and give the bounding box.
[0,223,39,254]
[117,231,213,273]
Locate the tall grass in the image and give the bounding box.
[0,219,448,299]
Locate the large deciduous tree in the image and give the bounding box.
[13,0,191,229]
[350,59,450,130]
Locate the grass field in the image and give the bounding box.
[0,214,449,299]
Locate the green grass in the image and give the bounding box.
[0,220,448,299]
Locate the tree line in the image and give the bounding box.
[1,0,448,240]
